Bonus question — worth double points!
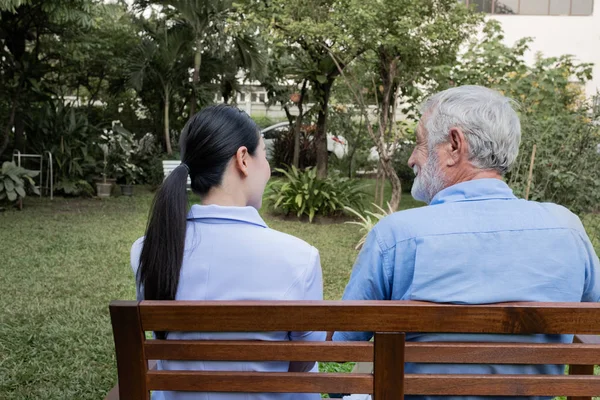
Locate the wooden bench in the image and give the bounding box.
[106,300,600,400]
[162,160,191,189]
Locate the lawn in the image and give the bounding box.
[0,183,598,399]
[0,181,421,399]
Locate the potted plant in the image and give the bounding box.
[119,162,141,196]
[96,144,113,198]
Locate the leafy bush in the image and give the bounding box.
[266,166,366,222]
[345,203,395,249]
[0,162,40,205]
[327,105,376,178]
[252,115,280,129]
[133,133,163,186]
[438,20,600,214]
[270,125,318,170]
[101,124,143,185]
[26,102,99,196]
[393,140,416,193]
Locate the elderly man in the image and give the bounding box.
[332,85,600,399]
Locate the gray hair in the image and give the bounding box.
[421,85,521,175]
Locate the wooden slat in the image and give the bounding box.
[109,301,149,400]
[568,335,600,400]
[145,340,373,362]
[139,301,600,334]
[404,374,600,396]
[145,372,600,396]
[144,340,600,365]
[404,342,600,364]
[374,332,405,400]
[146,371,372,393]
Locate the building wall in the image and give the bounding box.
[491,3,600,96]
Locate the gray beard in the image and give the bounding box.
[411,152,447,204]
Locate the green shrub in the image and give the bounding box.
[252,115,281,129]
[0,161,40,205]
[266,166,367,222]
[393,140,416,193]
[345,203,395,249]
[25,102,100,196]
[270,125,318,170]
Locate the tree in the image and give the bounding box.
[250,0,364,178]
[440,21,600,217]
[127,19,192,155]
[0,0,96,158]
[136,0,266,117]
[330,0,481,210]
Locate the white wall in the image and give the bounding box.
[491,8,600,96]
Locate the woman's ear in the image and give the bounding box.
[235,146,250,177]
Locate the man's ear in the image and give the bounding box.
[447,128,467,167]
[235,146,250,177]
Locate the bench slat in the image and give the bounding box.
[145,372,600,396]
[145,340,373,362]
[405,374,600,396]
[144,340,600,364]
[147,371,600,396]
[405,342,600,364]
[146,371,372,393]
[139,301,600,334]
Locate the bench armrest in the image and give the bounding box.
[104,360,158,400]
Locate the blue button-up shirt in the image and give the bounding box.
[132,205,325,400]
[334,179,600,399]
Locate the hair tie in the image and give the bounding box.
[182,163,190,174]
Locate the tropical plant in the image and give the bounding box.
[266,166,366,222]
[0,161,40,206]
[132,132,162,186]
[344,203,395,249]
[26,102,98,196]
[101,124,144,185]
[270,126,318,171]
[0,0,96,158]
[127,20,192,155]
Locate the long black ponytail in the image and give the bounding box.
[137,105,260,339]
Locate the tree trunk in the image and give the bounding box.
[14,113,25,152]
[315,80,333,179]
[0,100,17,159]
[292,80,308,168]
[190,43,202,118]
[164,95,172,155]
[381,157,402,211]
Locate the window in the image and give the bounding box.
[258,93,266,102]
[239,93,246,102]
[495,0,519,13]
[571,0,594,14]
[462,0,593,15]
[471,0,493,12]
[519,0,549,14]
[251,93,257,102]
[550,0,570,14]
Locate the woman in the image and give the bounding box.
[131,105,324,400]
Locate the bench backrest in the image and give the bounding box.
[109,300,600,400]
[162,160,191,187]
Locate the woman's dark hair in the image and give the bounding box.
[137,105,260,338]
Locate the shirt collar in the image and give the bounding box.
[430,178,517,206]
[187,204,268,228]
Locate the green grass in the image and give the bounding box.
[0,182,418,399]
[0,183,598,399]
